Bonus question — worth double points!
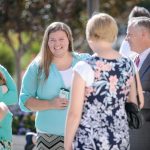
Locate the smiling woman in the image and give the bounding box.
[48,31,70,58]
[19,22,90,150]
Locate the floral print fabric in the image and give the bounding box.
[0,140,12,150]
[73,56,135,150]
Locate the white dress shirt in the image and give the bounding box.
[119,40,137,58]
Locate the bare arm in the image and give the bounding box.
[128,73,144,109]
[0,67,18,105]
[25,97,68,111]
[0,102,9,120]
[136,73,144,109]
[65,71,86,150]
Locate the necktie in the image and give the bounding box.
[134,56,140,67]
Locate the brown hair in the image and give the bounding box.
[38,22,74,79]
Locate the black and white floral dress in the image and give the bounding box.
[73,55,136,150]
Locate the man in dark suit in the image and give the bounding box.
[126,17,150,150]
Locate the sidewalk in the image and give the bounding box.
[12,135,25,150]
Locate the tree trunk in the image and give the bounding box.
[14,53,21,95]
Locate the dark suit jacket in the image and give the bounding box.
[139,52,150,109]
[130,52,150,150]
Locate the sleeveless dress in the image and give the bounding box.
[73,56,135,150]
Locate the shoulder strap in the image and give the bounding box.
[135,74,140,107]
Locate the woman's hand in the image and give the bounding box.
[0,102,9,120]
[1,85,8,94]
[50,97,69,109]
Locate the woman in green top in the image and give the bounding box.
[0,65,18,150]
[19,22,90,150]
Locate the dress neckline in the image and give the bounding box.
[92,54,123,62]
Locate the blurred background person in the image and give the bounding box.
[19,22,90,150]
[126,16,150,150]
[0,64,18,150]
[65,13,144,150]
[119,6,150,58]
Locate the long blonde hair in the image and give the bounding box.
[38,22,74,79]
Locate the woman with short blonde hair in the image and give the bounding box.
[65,13,144,150]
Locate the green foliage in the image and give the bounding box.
[0,37,15,75]
[21,53,36,70]
[12,112,36,135]
[30,39,41,54]
[99,0,140,23]
[138,0,150,11]
[21,53,33,70]
[12,116,20,134]
[23,113,36,132]
[21,40,40,69]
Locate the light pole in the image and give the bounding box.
[87,0,99,18]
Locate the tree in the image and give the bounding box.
[0,0,53,91]
[0,0,145,92]
[0,0,87,91]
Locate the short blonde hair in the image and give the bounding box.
[86,13,118,43]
